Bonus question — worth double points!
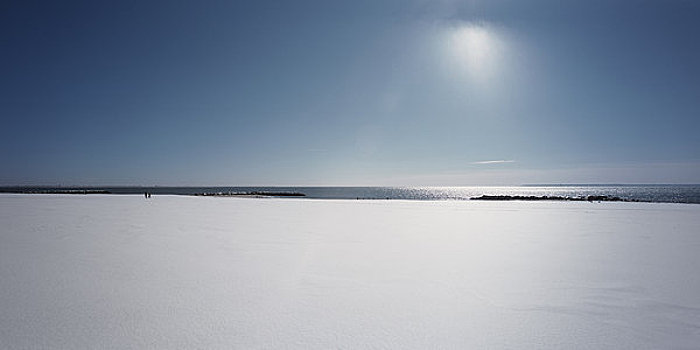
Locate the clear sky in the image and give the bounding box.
[2,0,699,185]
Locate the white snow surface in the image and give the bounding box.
[1,194,700,349]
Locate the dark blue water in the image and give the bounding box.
[3,185,700,203]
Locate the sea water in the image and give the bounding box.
[3,185,700,203]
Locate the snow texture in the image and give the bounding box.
[1,194,700,349]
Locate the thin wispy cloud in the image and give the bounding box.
[471,160,515,164]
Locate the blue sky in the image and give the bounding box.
[1,0,699,185]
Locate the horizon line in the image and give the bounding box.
[2,183,700,188]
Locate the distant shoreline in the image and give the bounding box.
[193,191,306,197]
[0,192,651,203]
[0,189,112,195]
[1,185,699,204]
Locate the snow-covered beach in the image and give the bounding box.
[1,194,699,349]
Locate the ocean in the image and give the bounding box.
[2,185,700,204]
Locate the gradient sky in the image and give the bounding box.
[2,0,699,185]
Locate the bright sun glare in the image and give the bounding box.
[446,22,504,82]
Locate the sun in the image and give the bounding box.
[446,22,505,83]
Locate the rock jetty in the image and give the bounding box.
[470,195,632,202]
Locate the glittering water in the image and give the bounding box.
[3,185,700,203]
